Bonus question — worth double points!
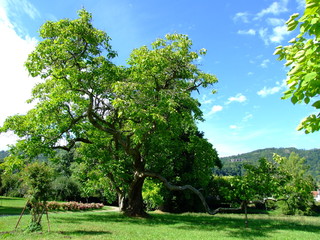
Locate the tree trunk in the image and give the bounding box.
[124,173,148,217]
[244,200,248,228]
[118,193,128,212]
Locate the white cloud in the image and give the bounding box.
[257,86,281,97]
[210,143,248,157]
[202,99,213,104]
[229,125,238,129]
[233,12,250,23]
[226,93,247,104]
[258,28,269,45]
[196,55,203,63]
[243,113,253,122]
[270,25,290,43]
[18,0,40,19]
[267,18,285,26]
[255,0,289,19]
[257,80,287,97]
[2,0,40,36]
[235,1,291,45]
[0,0,39,149]
[200,95,214,105]
[208,105,223,115]
[296,0,305,10]
[260,59,270,68]
[237,29,256,35]
[2,0,40,20]
[258,24,289,45]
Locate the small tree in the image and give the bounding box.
[274,153,315,215]
[225,158,284,227]
[22,162,53,232]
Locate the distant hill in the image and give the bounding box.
[218,147,320,182]
[0,150,8,161]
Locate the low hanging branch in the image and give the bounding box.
[142,171,290,216]
[142,171,239,215]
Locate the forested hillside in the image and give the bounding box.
[217,148,320,183]
[0,150,8,160]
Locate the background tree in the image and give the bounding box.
[223,158,285,227]
[0,9,219,217]
[275,0,320,133]
[274,153,316,215]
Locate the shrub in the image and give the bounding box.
[22,162,54,232]
[46,201,61,211]
[46,201,104,211]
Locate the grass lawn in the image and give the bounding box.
[1,197,320,240]
[0,196,29,215]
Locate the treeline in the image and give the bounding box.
[216,148,320,183]
[0,149,112,204]
[0,148,220,213]
[1,148,319,216]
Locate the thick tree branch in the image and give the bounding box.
[52,137,92,151]
[87,94,117,135]
[142,172,287,215]
[143,171,223,215]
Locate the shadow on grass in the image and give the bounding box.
[0,206,29,215]
[58,230,111,237]
[55,211,320,239]
[0,197,25,201]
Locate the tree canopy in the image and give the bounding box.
[0,9,220,217]
[275,0,320,133]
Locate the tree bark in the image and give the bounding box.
[244,200,248,228]
[123,172,148,217]
[118,193,128,212]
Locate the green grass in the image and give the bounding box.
[1,197,320,240]
[0,196,29,215]
[0,196,110,216]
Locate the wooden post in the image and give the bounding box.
[46,207,50,232]
[15,200,29,230]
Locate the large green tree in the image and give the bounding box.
[0,10,220,216]
[275,0,320,133]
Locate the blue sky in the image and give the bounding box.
[0,0,318,157]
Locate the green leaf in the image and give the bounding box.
[304,97,310,104]
[282,89,293,100]
[273,47,283,55]
[291,95,298,104]
[288,65,301,75]
[306,1,318,9]
[294,50,305,59]
[285,60,293,66]
[312,100,320,109]
[286,13,300,25]
[304,72,317,82]
[287,21,299,31]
